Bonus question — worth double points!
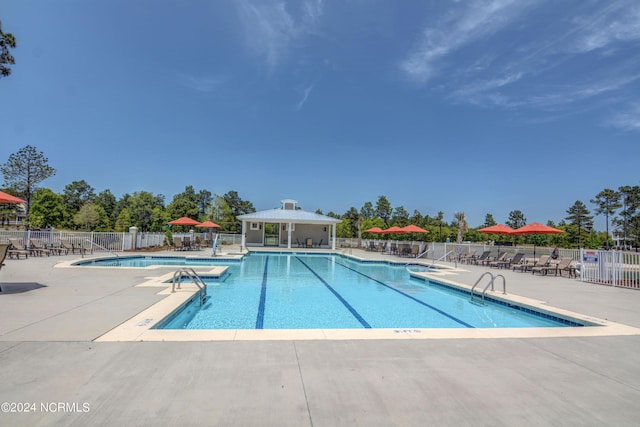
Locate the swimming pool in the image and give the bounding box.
[156,252,584,330]
[74,255,239,268]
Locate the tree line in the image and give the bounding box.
[1,146,639,249]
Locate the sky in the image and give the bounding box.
[2,0,639,229]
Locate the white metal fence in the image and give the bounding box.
[0,230,242,252]
[579,249,640,289]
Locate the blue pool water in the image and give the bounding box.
[74,255,238,268]
[156,253,583,330]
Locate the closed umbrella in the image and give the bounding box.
[511,222,564,259]
[198,221,221,255]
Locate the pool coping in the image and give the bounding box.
[94,257,640,342]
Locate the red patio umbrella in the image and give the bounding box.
[198,221,220,228]
[0,190,26,204]
[381,226,408,235]
[511,222,564,259]
[478,224,515,255]
[477,224,514,234]
[364,227,384,234]
[400,224,429,233]
[168,217,201,226]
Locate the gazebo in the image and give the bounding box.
[237,199,341,249]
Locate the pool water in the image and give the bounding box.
[74,255,238,268]
[157,253,581,330]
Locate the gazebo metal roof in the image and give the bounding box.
[237,209,341,224]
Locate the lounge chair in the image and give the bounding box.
[470,250,491,265]
[30,239,52,256]
[534,257,574,277]
[406,245,420,258]
[529,255,552,275]
[306,238,313,248]
[59,239,75,255]
[458,250,477,264]
[317,239,323,248]
[0,243,9,271]
[173,237,185,251]
[500,253,524,270]
[487,252,508,268]
[9,239,34,257]
[398,244,411,257]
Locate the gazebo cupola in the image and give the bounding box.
[281,199,298,210]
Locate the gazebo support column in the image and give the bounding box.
[241,220,246,250]
[287,222,292,249]
[332,224,336,250]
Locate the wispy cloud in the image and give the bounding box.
[570,2,640,53]
[400,0,640,132]
[177,74,226,92]
[400,0,534,84]
[236,0,324,71]
[295,84,314,111]
[606,103,640,131]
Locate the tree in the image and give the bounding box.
[222,190,255,233]
[342,207,360,238]
[483,214,497,227]
[614,186,640,249]
[454,212,468,243]
[62,180,96,226]
[209,195,234,232]
[0,20,16,78]
[74,203,100,231]
[127,191,164,231]
[196,189,212,216]
[0,145,56,225]
[375,195,392,225]
[565,200,593,248]
[166,186,200,223]
[26,188,64,228]
[591,189,621,249]
[506,210,526,229]
[114,207,132,232]
[360,202,374,219]
[391,206,409,227]
[94,189,117,229]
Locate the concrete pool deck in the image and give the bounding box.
[1,247,640,425]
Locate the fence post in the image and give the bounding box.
[129,226,138,250]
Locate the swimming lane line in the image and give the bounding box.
[330,259,474,328]
[295,256,371,328]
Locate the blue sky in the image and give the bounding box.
[2,0,639,229]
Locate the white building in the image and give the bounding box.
[237,199,341,249]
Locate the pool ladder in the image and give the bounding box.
[172,268,207,305]
[470,272,506,305]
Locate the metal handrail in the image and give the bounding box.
[430,250,455,268]
[417,247,431,259]
[470,272,507,305]
[172,268,207,305]
[83,238,120,265]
